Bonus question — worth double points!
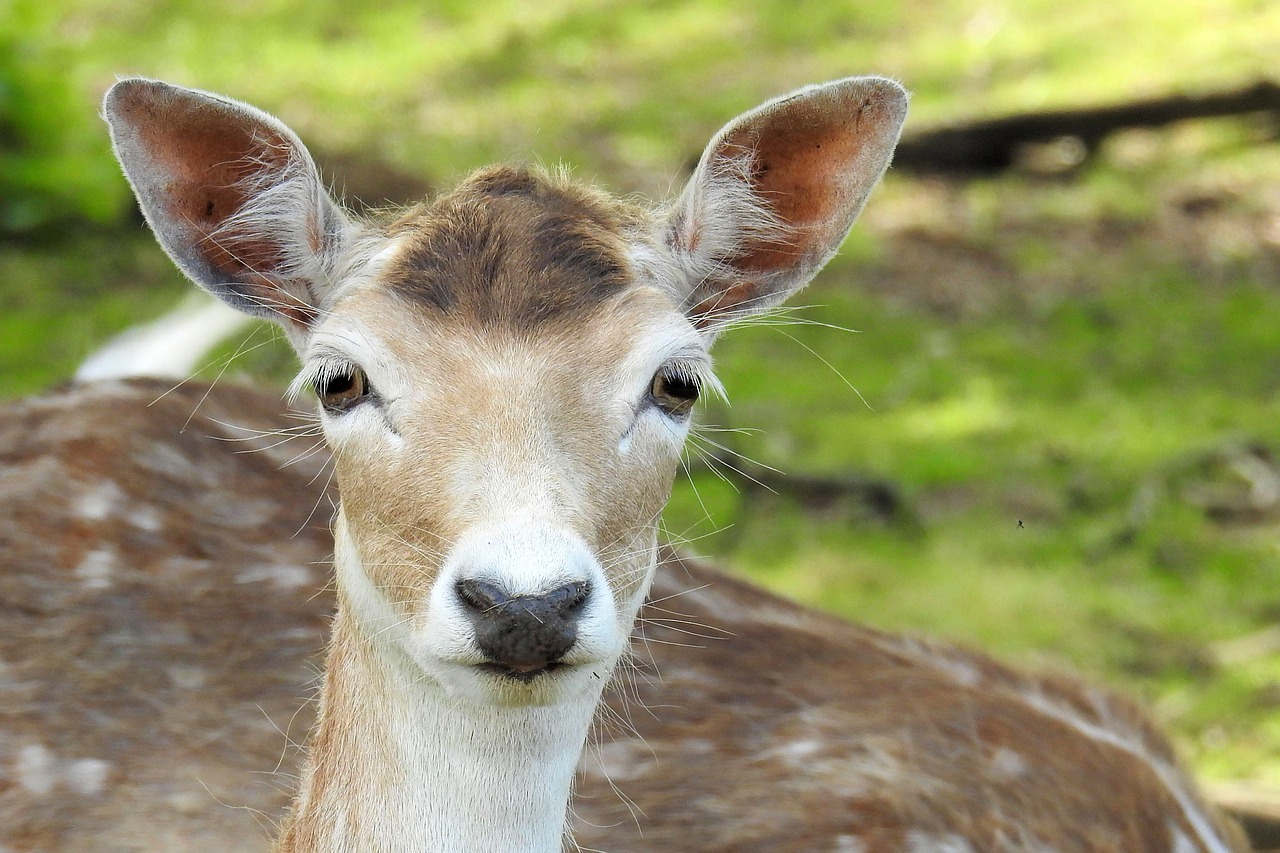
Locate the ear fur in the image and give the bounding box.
[666,77,908,331]
[103,79,352,345]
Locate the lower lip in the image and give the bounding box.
[476,661,567,683]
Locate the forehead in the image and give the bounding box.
[330,279,694,393]
[377,166,643,331]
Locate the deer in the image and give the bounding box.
[0,77,1248,852]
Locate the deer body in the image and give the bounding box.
[0,77,1248,852]
[0,378,1250,851]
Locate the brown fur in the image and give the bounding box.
[0,381,1250,852]
[382,167,638,330]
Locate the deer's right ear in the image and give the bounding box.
[104,79,352,347]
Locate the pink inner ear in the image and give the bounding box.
[714,95,879,275]
[126,93,295,281]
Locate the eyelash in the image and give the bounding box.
[294,359,375,414]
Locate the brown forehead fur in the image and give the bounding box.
[380,166,645,329]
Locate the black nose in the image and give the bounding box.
[455,579,590,678]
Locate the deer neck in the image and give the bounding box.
[278,532,609,853]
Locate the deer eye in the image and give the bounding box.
[650,366,700,418]
[315,367,370,414]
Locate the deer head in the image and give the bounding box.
[104,75,907,849]
[105,76,906,710]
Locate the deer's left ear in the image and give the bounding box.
[664,77,908,333]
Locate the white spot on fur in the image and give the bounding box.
[17,744,56,796]
[66,758,111,795]
[935,655,982,687]
[75,547,116,589]
[236,563,312,589]
[136,442,202,481]
[907,831,974,853]
[167,665,208,690]
[73,480,125,521]
[680,738,716,755]
[130,504,165,532]
[832,836,867,853]
[164,556,213,575]
[779,722,915,802]
[768,738,823,767]
[166,786,213,814]
[989,746,1029,779]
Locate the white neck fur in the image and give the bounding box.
[279,523,612,853]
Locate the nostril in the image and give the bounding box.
[544,581,590,617]
[456,579,508,613]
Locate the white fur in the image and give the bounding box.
[669,147,787,298]
[203,128,353,305]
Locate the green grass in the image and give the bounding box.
[662,153,1280,786]
[4,0,1280,792]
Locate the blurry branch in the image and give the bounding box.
[893,80,1280,175]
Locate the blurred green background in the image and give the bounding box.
[4,0,1279,793]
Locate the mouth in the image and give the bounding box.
[475,661,568,683]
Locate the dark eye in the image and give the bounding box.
[650,367,700,418]
[315,367,370,413]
